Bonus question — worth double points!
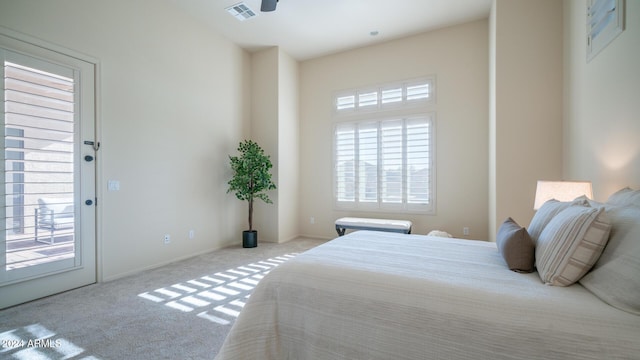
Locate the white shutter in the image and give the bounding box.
[335,123,356,203]
[358,91,378,108]
[332,76,435,213]
[4,61,75,230]
[335,78,434,113]
[380,120,403,205]
[406,82,430,101]
[3,56,76,271]
[357,122,378,203]
[336,94,356,111]
[381,87,403,105]
[406,117,430,206]
[334,116,433,212]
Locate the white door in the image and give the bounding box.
[0,32,97,309]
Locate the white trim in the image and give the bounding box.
[0,26,102,308]
[333,113,436,215]
[0,26,99,66]
[332,76,436,117]
[0,27,104,282]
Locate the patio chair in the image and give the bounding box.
[34,198,75,244]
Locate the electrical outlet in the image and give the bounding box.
[189,230,195,239]
[164,234,171,244]
[310,217,315,224]
[463,227,469,236]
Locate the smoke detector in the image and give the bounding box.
[226,2,257,21]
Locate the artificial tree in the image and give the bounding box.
[227,140,276,247]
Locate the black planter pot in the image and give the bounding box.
[243,230,257,248]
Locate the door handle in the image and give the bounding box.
[84,155,94,162]
[85,199,93,206]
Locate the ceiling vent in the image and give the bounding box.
[226,2,257,21]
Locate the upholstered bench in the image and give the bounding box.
[335,217,412,236]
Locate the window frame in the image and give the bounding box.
[333,76,435,115]
[332,76,437,214]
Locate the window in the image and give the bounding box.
[334,116,433,213]
[3,57,76,270]
[333,77,436,213]
[358,91,378,108]
[334,77,434,113]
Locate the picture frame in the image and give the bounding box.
[587,0,625,62]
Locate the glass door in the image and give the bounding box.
[0,33,96,309]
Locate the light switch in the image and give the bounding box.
[108,180,120,191]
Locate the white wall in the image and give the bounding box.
[0,0,251,280]
[250,48,279,243]
[489,2,498,244]
[299,20,489,240]
[563,0,640,199]
[7,0,629,283]
[250,47,300,244]
[489,0,564,240]
[277,51,301,243]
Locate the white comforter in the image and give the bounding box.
[214,231,640,360]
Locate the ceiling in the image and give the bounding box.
[166,0,493,61]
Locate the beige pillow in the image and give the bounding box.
[528,198,589,246]
[536,206,611,286]
[496,217,534,273]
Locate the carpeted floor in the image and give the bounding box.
[0,237,327,360]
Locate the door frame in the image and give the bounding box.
[0,26,102,308]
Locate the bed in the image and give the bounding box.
[215,189,640,360]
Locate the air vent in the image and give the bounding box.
[226,2,257,21]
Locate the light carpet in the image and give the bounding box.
[0,237,327,359]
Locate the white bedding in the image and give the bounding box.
[214,231,640,360]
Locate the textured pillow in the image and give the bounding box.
[528,198,589,246]
[536,206,611,286]
[579,205,640,315]
[496,217,534,273]
[606,187,640,207]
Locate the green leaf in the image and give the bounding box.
[227,140,277,230]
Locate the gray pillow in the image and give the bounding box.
[606,187,640,207]
[580,204,640,315]
[496,217,534,273]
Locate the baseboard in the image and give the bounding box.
[101,246,225,283]
[101,235,333,282]
[295,233,335,241]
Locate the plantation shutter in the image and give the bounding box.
[358,91,378,108]
[335,123,356,202]
[406,83,430,101]
[336,94,356,111]
[381,86,403,105]
[333,76,435,213]
[406,117,430,206]
[335,116,432,211]
[380,120,403,204]
[357,122,378,203]
[3,58,75,238]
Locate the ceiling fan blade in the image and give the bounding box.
[261,0,278,12]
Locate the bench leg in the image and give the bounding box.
[335,226,346,236]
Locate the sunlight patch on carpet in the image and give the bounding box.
[0,323,98,359]
[138,253,298,324]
